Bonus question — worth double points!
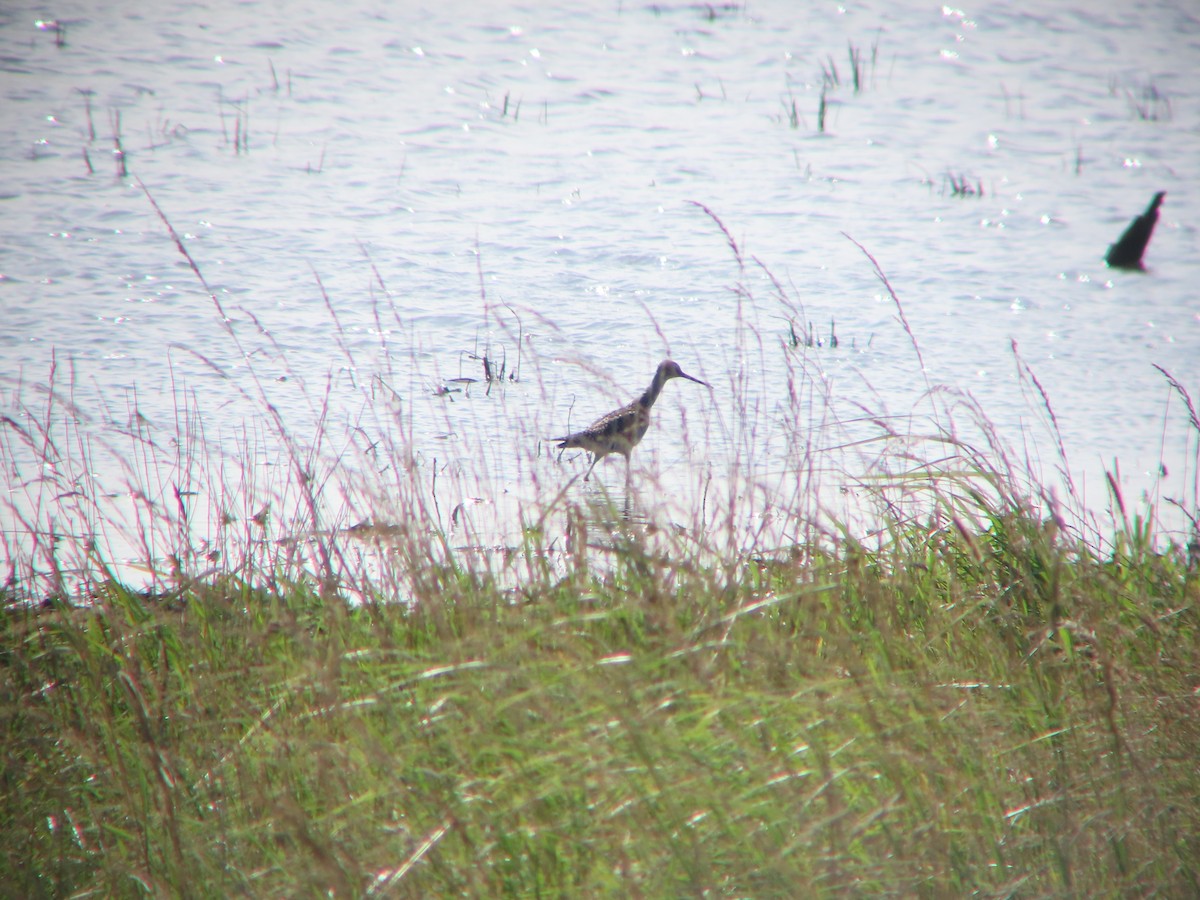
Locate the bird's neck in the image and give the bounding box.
[638,369,668,409]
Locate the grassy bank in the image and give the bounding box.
[4,201,1199,895]
[3,487,1198,896]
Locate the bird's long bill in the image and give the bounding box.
[680,370,712,388]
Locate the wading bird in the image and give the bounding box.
[552,360,710,482]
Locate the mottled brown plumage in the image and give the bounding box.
[552,360,710,481]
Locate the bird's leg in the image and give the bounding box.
[584,454,599,481]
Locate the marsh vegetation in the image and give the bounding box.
[3,207,1198,897]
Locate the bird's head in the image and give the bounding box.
[659,360,711,388]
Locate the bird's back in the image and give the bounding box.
[556,400,649,458]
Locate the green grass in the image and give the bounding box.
[3,201,1198,896]
[3,490,1198,897]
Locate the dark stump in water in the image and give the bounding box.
[1105,191,1165,270]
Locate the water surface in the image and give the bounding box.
[2,0,1198,580]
